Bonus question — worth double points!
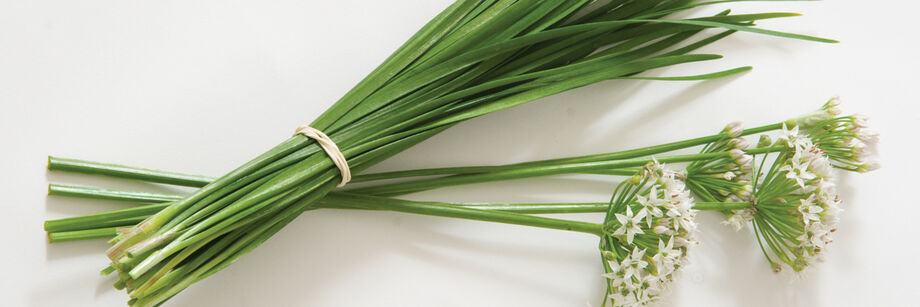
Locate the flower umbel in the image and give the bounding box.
[748,130,842,273]
[600,162,696,307]
[797,98,880,173]
[684,123,753,205]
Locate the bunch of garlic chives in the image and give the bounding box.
[88,3,833,302]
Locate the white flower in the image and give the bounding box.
[792,98,840,128]
[734,186,754,202]
[779,124,810,149]
[608,286,638,307]
[657,180,695,233]
[730,149,753,166]
[635,187,665,223]
[674,237,693,248]
[674,212,697,235]
[729,137,753,150]
[724,121,744,137]
[856,127,880,143]
[824,97,842,115]
[802,145,834,178]
[798,221,833,256]
[852,113,869,128]
[848,139,867,159]
[798,194,823,225]
[621,247,649,282]
[780,151,817,188]
[614,206,647,244]
[634,275,662,302]
[722,208,754,231]
[652,237,680,277]
[858,160,881,173]
[663,183,692,207]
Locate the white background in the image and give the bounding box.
[1,1,917,306]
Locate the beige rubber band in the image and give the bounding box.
[293,125,351,187]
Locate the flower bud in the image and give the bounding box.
[729,138,752,150]
[730,149,753,166]
[734,185,754,201]
[602,250,617,261]
[723,121,744,138]
[729,148,745,160]
[758,134,774,148]
[852,113,870,128]
[823,97,842,116]
[857,160,881,173]
[771,263,783,273]
[674,238,691,248]
[851,141,866,159]
[674,170,687,181]
[628,174,642,185]
[856,127,879,143]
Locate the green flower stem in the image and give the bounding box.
[48,183,752,214]
[349,146,785,196]
[53,195,607,241]
[326,193,605,236]
[48,183,612,214]
[48,144,783,202]
[353,123,783,182]
[45,180,751,242]
[45,199,750,243]
[583,168,641,176]
[45,188,616,233]
[692,201,750,211]
[428,202,610,214]
[45,124,783,187]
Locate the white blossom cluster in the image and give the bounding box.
[602,163,696,307]
[722,203,755,232]
[779,125,843,271]
[686,122,755,207]
[789,98,880,173]
[794,98,880,173]
[743,126,843,272]
[683,122,757,231]
[723,122,755,177]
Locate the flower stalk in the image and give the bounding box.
[45,181,752,243]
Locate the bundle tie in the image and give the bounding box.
[293,125,351,187]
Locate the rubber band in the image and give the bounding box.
[293,126,351,187]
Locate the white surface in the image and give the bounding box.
[1,1,917,306]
